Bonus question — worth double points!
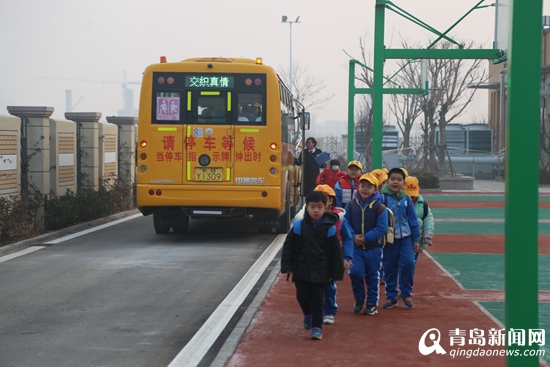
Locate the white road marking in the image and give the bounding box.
[0,246,46,263]
[167,233,287,367]
[423,251,466,290]
[43,214,143,244]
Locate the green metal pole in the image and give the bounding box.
[385,48,501,59]
[505,1,541,366]
[347,60,355,162]
[372,0,386,170]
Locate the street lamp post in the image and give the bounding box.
[281,15,300,94]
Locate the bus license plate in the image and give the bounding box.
[195,168,223,182]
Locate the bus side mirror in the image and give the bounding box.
[302,112,310,130]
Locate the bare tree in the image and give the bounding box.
[429,40,488,175]
[355,95,374,170]
[540,113,550,170]
[418,59,443,175]
[341,36,376,169]
[347,36,374,90]
[404,39,488,176]
[540,79,550,171]
[279,61,335,112]
[387,55,423,152]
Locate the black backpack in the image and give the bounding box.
[422,200,429,220]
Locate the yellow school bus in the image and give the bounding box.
[136,57,308,234]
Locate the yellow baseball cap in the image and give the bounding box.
[404,176,420,196]
[359,173,379,187]
[347,160,363,170]
[370,169,388,184]
[400,167,409,177]
[314,184,336,197]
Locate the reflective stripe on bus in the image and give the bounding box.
[240,128,259,133]
[187,125,192,181]
[158,127,177,131]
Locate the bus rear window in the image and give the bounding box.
[151,72,266,125]
[198,96,227,123]
[238,93,263,124]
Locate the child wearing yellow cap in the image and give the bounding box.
[343,172,388,316]
[404,176,434,263]
[370,169,388,190]
[379,168,420,309]
[334,160,363,208]
[314,184,353,325]
[370,168,389,284]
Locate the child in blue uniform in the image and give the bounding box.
[370,168,389,285]
[281,191,344,340]
[380,168,420,309]
[344,173,388,315]
[404,176,434,263]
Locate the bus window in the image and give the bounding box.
[196,96,227,124]
[237,93,264,125]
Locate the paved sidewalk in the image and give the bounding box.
[215,180,549,367]
[455,180,550,194]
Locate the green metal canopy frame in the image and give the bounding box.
[347,0,500,166]
[347,1,542,365]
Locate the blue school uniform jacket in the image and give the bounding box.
[380,185,421,243]
[344,191,388,249]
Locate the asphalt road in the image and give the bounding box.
[0,214,278,367]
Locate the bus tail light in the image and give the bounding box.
[140,140,148,148]
[261,191,268,197]
[156,190,162,196]
[148,190,154,196]
[270,168,277,175]
[270,143,277,150]
[269,155,277,163]
[140,153,147,160]
[140,166,147,173]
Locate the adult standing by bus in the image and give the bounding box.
[296,137,326,196]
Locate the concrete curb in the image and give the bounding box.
[210,258,281,367]
[0,209,142,256]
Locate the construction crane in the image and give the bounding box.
[38,72,141,116]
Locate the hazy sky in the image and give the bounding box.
[1,0,549,126]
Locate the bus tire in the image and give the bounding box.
[153,213,171,234]
[172,215,190,234]
[277,186,291,234]
[290,202,297,219]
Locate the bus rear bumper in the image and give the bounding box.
[137,184,283,217]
